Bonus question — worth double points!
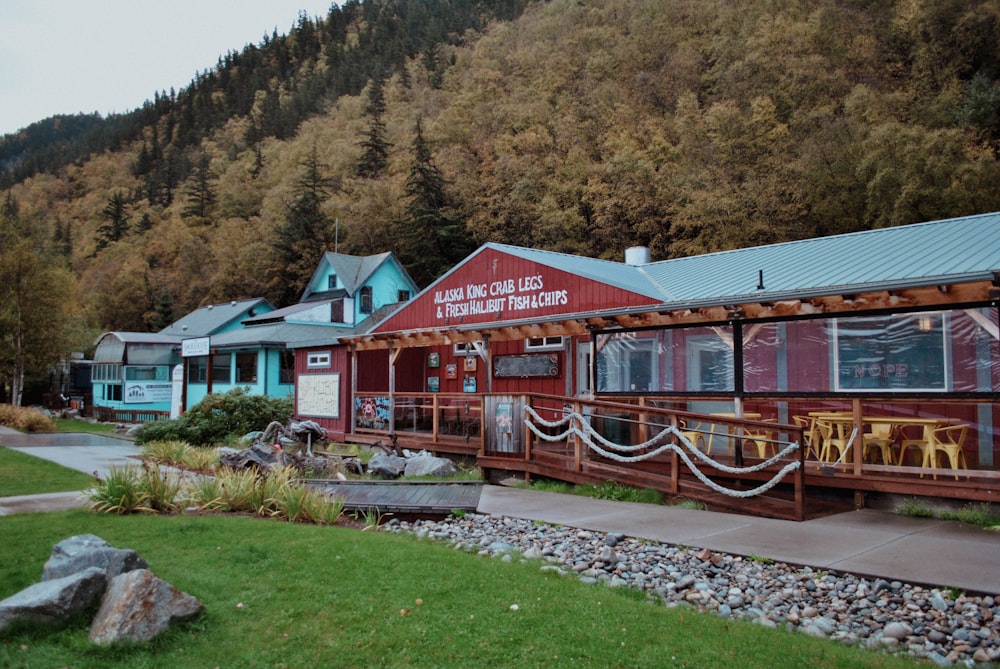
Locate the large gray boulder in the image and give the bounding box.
[0,567,107,633]
[403,452,457,478]
[368,452,407,479]
[42,534,148,581]
[89,569,203,645]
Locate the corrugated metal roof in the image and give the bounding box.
[639,211,1000,308]
[159,298,272,336]
[480,243,664,299]
[208,322,355,349]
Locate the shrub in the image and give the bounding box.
[85,467,149,514]
[134,388,293,446]
[0,404,57,432]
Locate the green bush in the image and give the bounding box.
[134,388,293,446]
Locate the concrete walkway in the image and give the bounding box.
[3,426,998,595]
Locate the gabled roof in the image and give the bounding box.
[638,210,1000,309]
[302,251,411,302]
[159,298,273,337]
[477,243,664,300]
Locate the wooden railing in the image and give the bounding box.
[94,407,170,424]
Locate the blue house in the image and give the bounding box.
[91,252,417,421]
[91,298,273,421]
[190,251,418,410]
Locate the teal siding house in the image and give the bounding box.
[91,298,273,421]
[91,252,416,421]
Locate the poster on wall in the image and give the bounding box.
[297,373,341,418]
[427,376,440,392]
[428,352,440,368]
[464,356,477,372]
[463,376,477,393]
[446,363,458,379]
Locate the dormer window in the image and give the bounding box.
[359,286,373,314]
[327,274,338,290]
[398,290,411,302]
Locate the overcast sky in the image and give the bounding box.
[0,0,334,136]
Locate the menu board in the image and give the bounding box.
[493,353,559,378]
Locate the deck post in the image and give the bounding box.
[852,398,864,476]
[669,413,680,495]
[794,423,806,521]
[522,395,532,465]
[572,400,583,472]
[431,394,440,442]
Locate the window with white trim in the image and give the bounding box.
[453,342,479,356]
[307,351,332,368]
[525,336,564,351]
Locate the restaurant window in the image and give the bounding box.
[308,351,331,369]
[834,311,948,392]
[685,333,734,392]
[525,336,564,351]
[453,342,479,356]
[236,353,257,383]
[212,354,232,384]
[359,286,373,314]
[596,333,658,393]
[280,351,295,384]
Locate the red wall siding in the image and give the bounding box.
[374,247,659,333]
[294,346,352,438]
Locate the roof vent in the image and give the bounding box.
[624,246,650,266]
[231,300,237,306]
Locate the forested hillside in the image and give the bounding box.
[2,0,999,390]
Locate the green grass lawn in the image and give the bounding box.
[0,446,97,497]
[53,418,116,434]
[0,511,919,669]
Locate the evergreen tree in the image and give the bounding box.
[355,77,393,178]
[181,153,218,224]
[94,191,130,254]
[398,117,471,287]
[269,145,338,305]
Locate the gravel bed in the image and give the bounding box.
[384,513,1000,666]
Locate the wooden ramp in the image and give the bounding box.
[305,480,483,515]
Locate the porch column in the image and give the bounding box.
[483,333,492,393]
[387,338,396,433]
[350,343,357,435]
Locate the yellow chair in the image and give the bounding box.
[898,425,935,469]
[743,419,778,459]
[815,420,851,463]
[677,420,707,452]
[792,416,821,460]
[862,422,896,465]
[931,424,968,479]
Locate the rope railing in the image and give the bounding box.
[523,405,801,499]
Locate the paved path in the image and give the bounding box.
[3,426,998,594]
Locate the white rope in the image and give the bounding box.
[522,406,801,499]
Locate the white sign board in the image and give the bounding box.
[182,337,211,357]
[170,364,184,418]
[297,373,340,418]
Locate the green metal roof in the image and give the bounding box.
[638,211,1000,308]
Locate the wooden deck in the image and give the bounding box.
[304,479,483,515]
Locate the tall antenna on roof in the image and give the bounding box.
[335,217,339,253]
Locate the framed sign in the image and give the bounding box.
[464,356,477,372]
[427,376,440,392]
[428,352,440,368]
[446,363,458,379]
[493,353,559,378]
